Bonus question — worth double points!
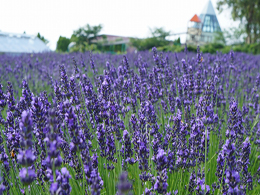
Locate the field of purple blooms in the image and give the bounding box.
[0,46,260,195]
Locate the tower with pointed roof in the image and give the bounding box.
[186,0,221,45]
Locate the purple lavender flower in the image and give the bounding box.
[65,106,85,152]
[0,83,6,112]
[153,149,168,194]
[89,52,96,74]
[21,79,33,109]
[116,172,132,195]
[197,45,201,64]
[59,64,72,99]
[18,110,36,186]
[196,177,210,194]
[220,139,241,194]
[49,182,59,194]
[152,47,160,68]
[19,168,36,186]
[0,171,5,194]
[89,168,103,195]
[238,137,252,192]
[154,168,168,194]
[6,81,16,112]
[121,130,135,169]
[56,167,71,194]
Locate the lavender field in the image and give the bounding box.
[0,47,260,195]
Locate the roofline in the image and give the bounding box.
[0,50,51,54]
[200,0,216,15]
[0,31,37,39]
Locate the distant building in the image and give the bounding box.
[92,34,135,53]
[186,14,202,45]
[0,31,50,55]
[186,0,221,45]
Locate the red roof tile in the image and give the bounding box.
[190,14,201,23]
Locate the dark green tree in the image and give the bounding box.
[37,32,49,44]
[217,0,260,43]
[56,36,71,52]
[173,37,181,45]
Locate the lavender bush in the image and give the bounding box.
[0,47,260,194]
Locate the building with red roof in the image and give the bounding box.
[186,0,221,45]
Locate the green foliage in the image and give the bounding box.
[186,45,197,53]
[130,27,173,51]
[213,31,226,45]
[232,43,260,54]
[71,24,102,46]
[37,32,49,45]
[220,45,232,54]
[173,37,181,45]
[157,44,197,53]
[217,0,260,43]
[157,42,260,55]
[149,27,171,39]
[157,44,183,52]
[201,43,225,54]
[221,25,247,45]
[130,37,170,51]
[68,24,102,53]
[201,43,260,54]
[69,42,99,53]
[56,36,71,52]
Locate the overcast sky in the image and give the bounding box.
[0,0,239,50]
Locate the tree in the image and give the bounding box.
[222,25,246,45]
[217,0,260,44]
[56,36,71,52]
[213,31,226,45]
[37,33,49,45]
[149,27,171,40]
[71,24,102,46]
[173,37,181,45]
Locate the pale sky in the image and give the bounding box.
[0,0,239,50]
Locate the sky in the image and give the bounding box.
[0,0,239,50]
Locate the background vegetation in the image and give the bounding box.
[51,0,260,54]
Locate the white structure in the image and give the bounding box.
[186,0,221,45]
[0,31,50,54]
